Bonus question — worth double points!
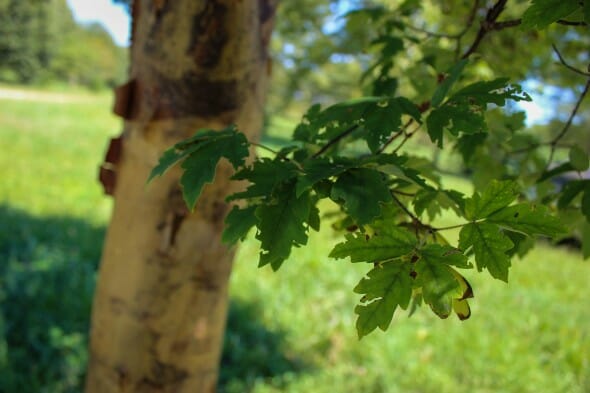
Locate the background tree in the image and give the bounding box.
[0,0,126,88]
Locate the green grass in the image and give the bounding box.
[0,90,589,393]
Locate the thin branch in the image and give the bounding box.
[557,19,588,26]
[508,142,542,155]
[545,78,590,168]
[250,141,304,170]
[491,19,521,30]
[405,24,460,39]
[391,190,416,197]
[461,0,509,59]
[432,223,468,231]
[392,123,422,154]
[551,79,590,146]
[250,142,280,156]
[508,141,573,156]
[406,0,480,40]
[376,119,413,154]
[391,192,421,224]
[552,44,590,77]
[312,124,359,158]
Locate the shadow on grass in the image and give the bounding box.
[220,300,308,392]
[0,205,306,393]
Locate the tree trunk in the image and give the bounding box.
[86,1,275,392]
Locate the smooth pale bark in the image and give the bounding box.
[86,1,275,392]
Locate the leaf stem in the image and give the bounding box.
[251,142,280,156]
[312,124,360,158]
[390,192,421,224]
[393,123,422,154]
[432,223,467,231]
[552,44,590,77]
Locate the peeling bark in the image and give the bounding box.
[86,1,275,392]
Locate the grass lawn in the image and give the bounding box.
[0,89,589,393]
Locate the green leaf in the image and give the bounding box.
[415,245,466,318]
[569,146,589,171]
[179,157,218,210]
[320,96,382,124]
[222,205,258,245]
[427,79,530,148]
[308,204,321,231]
[256,183,312,270]
[557,180,589,208]
[431,59,468,108]
[442,189,466,214]
[522,0,580,29]
[426,105,484,148]
[465,180,520,220]
[585,0,590,23]
[372,35,405,58]
[149,127,250,210]
[363,97,421,153]
[295,157,355,197]
[182,129,250,209]
[331,168,392,224]
[487,203,567,237]
[293,104,322,143]
[229,159,298,201]
[149,126,248,182]
[419,243,470,268]
[354,262,413,338]
[329,226,417,263]
[459,223,514,281]
[505,231,536,258]
[370,154,430,189]
[451,79,531,106]
[537,162,576,183]
[413,189,439,217]
[149,144,199,182]
[456,132,487,163]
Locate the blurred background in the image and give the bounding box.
[0,0,589,392]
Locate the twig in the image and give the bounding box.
[250,142,280,156]
[392,123,422,154]
[432,223,468,231]
[376,119,413,154]
[552,44,590,77]
[461,0,509,59]
[391,190,416,197]
[407,0,479,40]
[312,124,359,158]
[391,192,421,224]
[557,19,588,26]
[545,78,590,169]
[491,19,522,30]
[405,0,480,59]
[508,141,573,156]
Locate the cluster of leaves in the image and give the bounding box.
[150,0,589,338]
[150,72,565,338]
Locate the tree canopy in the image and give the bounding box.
[152,0,590,338]
[0,0,127,88]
